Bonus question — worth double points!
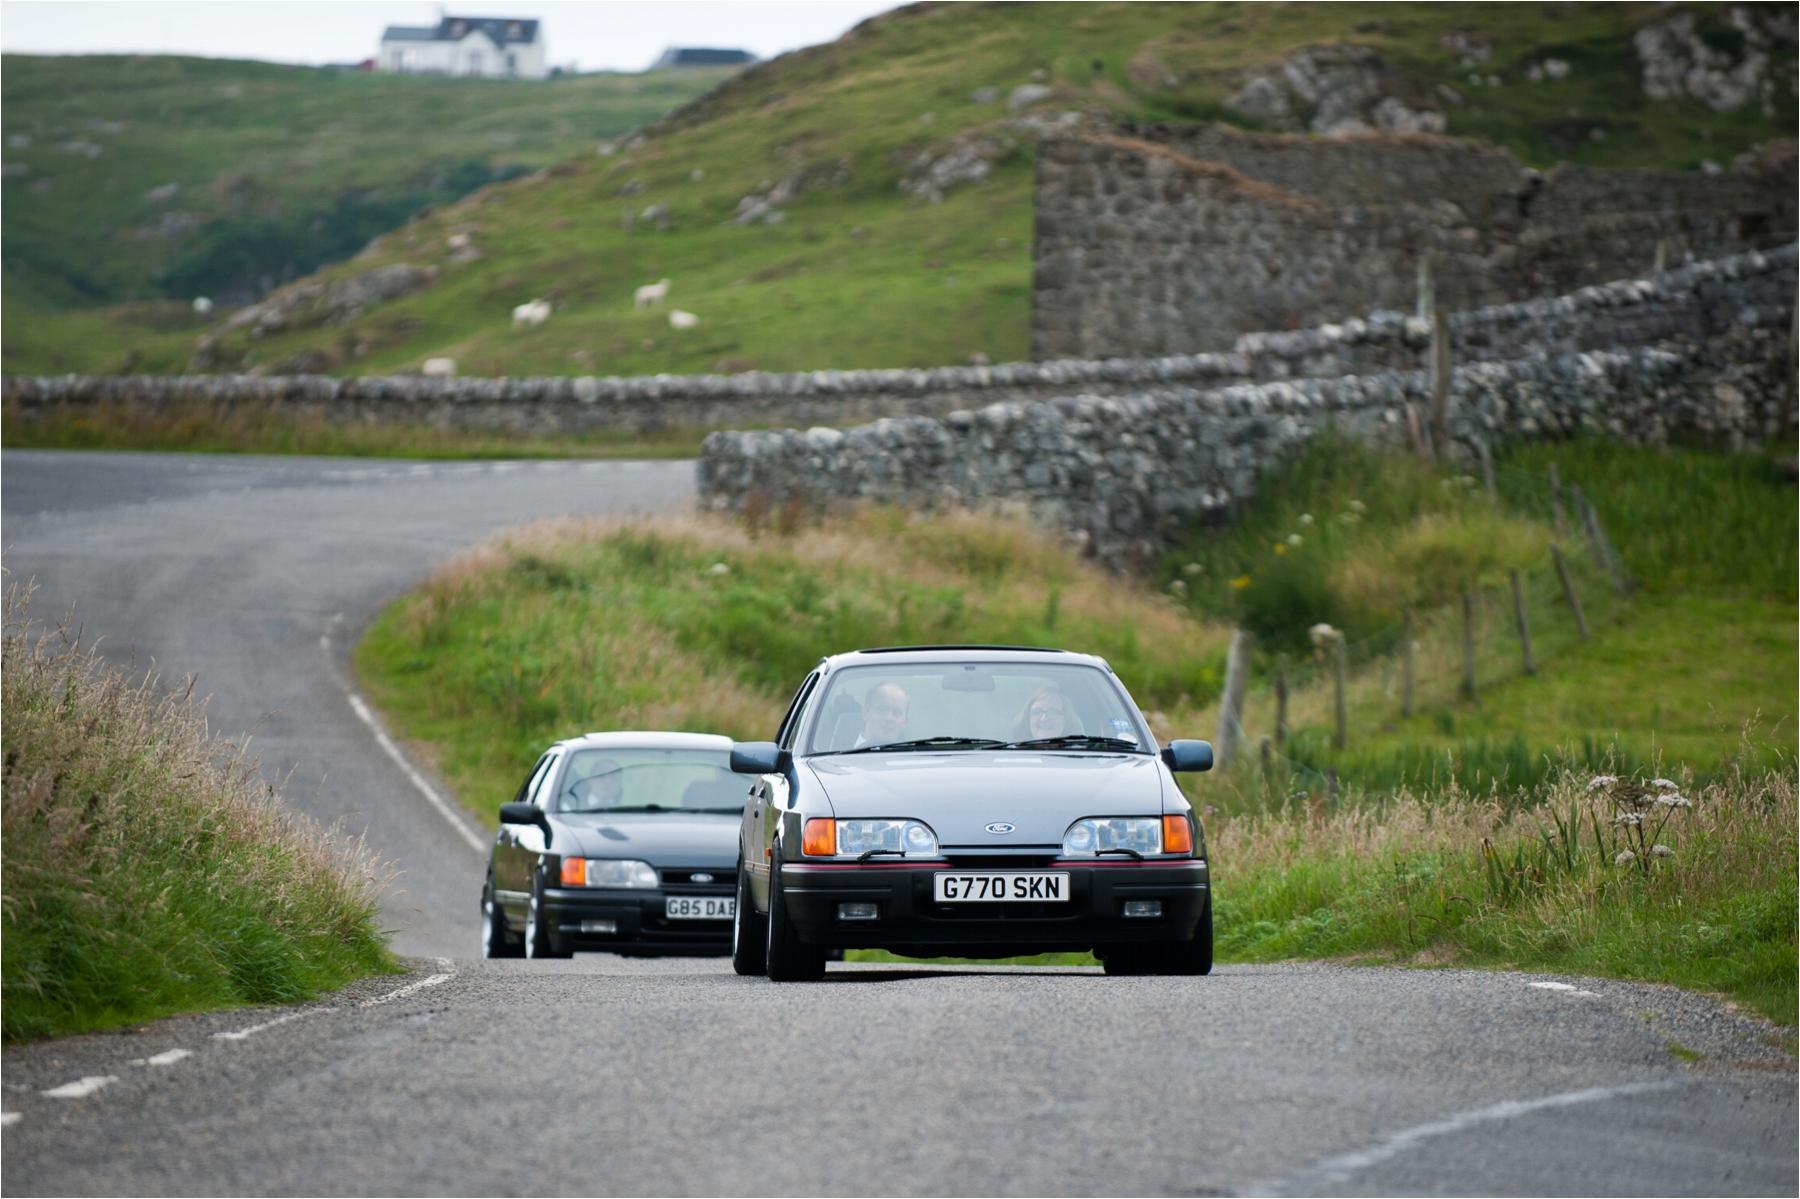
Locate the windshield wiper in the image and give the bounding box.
[1003,735,1144,753]
[857,848,907,862]
[835,736,1008,755]
[1095,847,1143,859]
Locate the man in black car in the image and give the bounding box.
[563,758,624,811]
[853,681,910,748]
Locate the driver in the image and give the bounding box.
[1010,686,1075,742]
[854,682,910,748]
[564,758,623,811]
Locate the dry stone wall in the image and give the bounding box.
[1031,123,1797,359]
[8,247,1790,436]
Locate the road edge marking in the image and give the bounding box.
[41,1076,119,1100]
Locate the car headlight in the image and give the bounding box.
[1061,817,1162,857]
[810,818,940,858]
[560,858,659,888]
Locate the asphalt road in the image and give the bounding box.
[2,450,1795,1197]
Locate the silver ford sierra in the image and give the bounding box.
[728,646,1215,981]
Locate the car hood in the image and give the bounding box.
[555,812,739,867]
[804,753,1169,848]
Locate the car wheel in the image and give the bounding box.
[1141,895,1215,977]
[764,849,825,982]
[731,858,767,976]
[525,871,573,960]
[482,873,523,959]
[1101,947,1152,976]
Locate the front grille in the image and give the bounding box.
[659,868,735,888]
[939,854,1060,871]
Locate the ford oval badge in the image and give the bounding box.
[985,822,1016,835]
[691,872,715,884]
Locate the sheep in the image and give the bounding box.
[668,309,699,330]
[421,356,457,378]
[192,296,213,316]
[634,278,671,309]
[511,298,552,328]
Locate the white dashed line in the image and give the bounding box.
[2,1112,22,1128]
[1529,981,1601,998]
[1249,1079,1689,1195]
[42,1076,118,1099]
[359,962,454,1009]
[212,1008,318,1042]
[130,1048,193,1067]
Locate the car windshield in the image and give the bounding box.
[803,662,1150,755]
[554,749,744,814]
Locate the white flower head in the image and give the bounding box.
[1654,793,1692,808]
[1650,844,1675,858]
[1587,775,1618,791]
[1168,579,1188,594]
[1348,499,1367,513]
[1181,561,1203,577]
[1299,513,1315,526]
[707,562,731,576]
[1308,622,1339,647]
[1615,849,1637,867]
[1651,777,1679,790]
[1286,533,1303,547]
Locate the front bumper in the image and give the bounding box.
[778,858,1210,957]
[542,885,734,955]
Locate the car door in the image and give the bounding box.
[748,671,819,906]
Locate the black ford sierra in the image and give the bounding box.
[728,646,1215,981]
[482,732,745,958]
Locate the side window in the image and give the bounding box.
[512,753,553,804]
[526,751,562,808]
[776,672,822,749]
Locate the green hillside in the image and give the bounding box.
[0,55,729,335]
[5,3,1793,378]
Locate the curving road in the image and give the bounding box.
[2,450,1794,1197]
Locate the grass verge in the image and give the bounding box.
[2,586,396,1043]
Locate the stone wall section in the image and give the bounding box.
[1031,123,1796,359]
[9,247,1789,436]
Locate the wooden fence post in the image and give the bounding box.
[1416,251,1436,321]
[1430,306,1451,464]
[1331,635,1348,750]
[1460,591,1478,701]
[1509,568,1536,675]
[1548,461,1567,539]
[1274,653,1289,749]
[1574,486,1632,596]
[1476,437,1498,503]
[1551,543,1590,641]
[1216,628,1255,769]
[1653,237,1670,274]
[1401,611,1416,718]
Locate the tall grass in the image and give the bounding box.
[2,586,395,1043]
[1214,763,1798,1025]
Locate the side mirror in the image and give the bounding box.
[729,741,786,774]
[1160,740,1214,773]
[499,802,547,826]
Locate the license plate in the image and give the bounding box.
[933,872,1070,903]
[666,896,735,920]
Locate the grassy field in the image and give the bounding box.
[8,3,1791,379]
[353,436,1795,1021]
[2,588,395,1043]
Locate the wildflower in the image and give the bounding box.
[1651,777,1679,790]
[1230,575,1252,590]
[1308,622,1339,647]
[707,562,731,576]
[1182,561,1203,577]
[1168,579,1187,595]
[1299,513,1315,526]
[1286,533,1303,547]
[1586,775,1618,791]
[1651,844,1675,858]
[1273,543,1288,556]
[1337,511,1361,525]
[1654,793,1692,808]
[1612,812,1642,827]
[1348,499,1367,513]
[1615,849,1637,867]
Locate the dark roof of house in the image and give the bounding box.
[653,47,756,68]
[381,16,541,45]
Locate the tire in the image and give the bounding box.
[764,849,826,982]
[1101,947,1151,976]
[482,872,523,959]
[1139,895,1215,976]
[525,870,573,960]
[731,858,767,976]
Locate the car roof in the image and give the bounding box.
[551,731,735,752]
[820,645,1113,672]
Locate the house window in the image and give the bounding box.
[467,51,483,76]
[507,21,523,38]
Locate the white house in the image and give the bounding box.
[379,15,547,79]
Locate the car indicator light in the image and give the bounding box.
[560,857,586,886]
[1163,815,1193,855]
[803,817,836,857]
